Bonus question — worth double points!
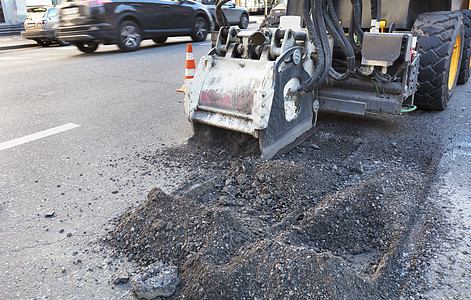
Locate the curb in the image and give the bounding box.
[0,34,37,51]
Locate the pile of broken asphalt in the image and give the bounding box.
[102,111,442,299]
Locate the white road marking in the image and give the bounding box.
[0,123,81,151]
[0,57,25,60]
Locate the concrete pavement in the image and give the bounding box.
[0,34,37,51]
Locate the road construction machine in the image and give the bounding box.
[184,0,471,158]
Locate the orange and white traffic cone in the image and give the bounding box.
[176,43,196,93]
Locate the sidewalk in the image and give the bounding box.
[250,14,265,23]
[0,34,37,51]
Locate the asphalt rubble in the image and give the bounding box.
[97,108,471,299]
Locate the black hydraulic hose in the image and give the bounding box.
[371,0,381,21]
[377,0,381,20]
[325,0,349,49]
[298,0,362,91]
[296,0,326,93]
[306,0,331,91]
[371,0,376,20]
[348,0,364,52]
[348,10,361,52]
[215,0,230,28]
[315,0,332,84]
[324,10,346,51]
[324,0,355,80]
[351,0,364,39]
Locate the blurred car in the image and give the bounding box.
[259,3,286,29]
[200,0,249,29]
[21,7,69,46]
[57,0,214,53]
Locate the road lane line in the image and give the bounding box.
[0,123,81,151]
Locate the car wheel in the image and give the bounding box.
[152,36,167,44]
[191,16,209,42]
[117,20,141,52]
[76,41,99,53]
[239,13,249,29]
[37,40,51,47]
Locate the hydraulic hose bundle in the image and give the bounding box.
[298,0,382,93]
[324,0,355,81]
[296,0,331,93]
[298,0,357,93]
[370,0,381,21]
[349,0,364,52]
[349,0,382,50]
[213,0,384,94]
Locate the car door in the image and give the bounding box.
[221,2,239,24]
[137,0,164,32]
[201,0,216,23]
[157,0,194,31]
[46,7,59,29]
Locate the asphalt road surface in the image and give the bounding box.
[0,36,214,298]
[1,22,470,299]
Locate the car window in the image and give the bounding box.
[26,9,47,19]
[201,0,234,5]
[31,7,47,13]
[47,8,58,18]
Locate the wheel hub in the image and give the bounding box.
[195,22,207,39]
[121,26,140,47]
[448,34,461,90]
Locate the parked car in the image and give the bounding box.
[57,0,214,53]
[200,0,249,29]
[21,6,69,46]
[259,3,286,29]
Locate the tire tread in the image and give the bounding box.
[458,10,471,84]
[412,11,464,110]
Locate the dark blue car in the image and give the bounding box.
[57,0,214,53]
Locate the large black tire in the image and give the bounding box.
[412,11,464,110]
[458,9,471,84]
[191,16,209,42]
[76,41,99,53]
[239,13,249,29]
[117,20,141,52]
